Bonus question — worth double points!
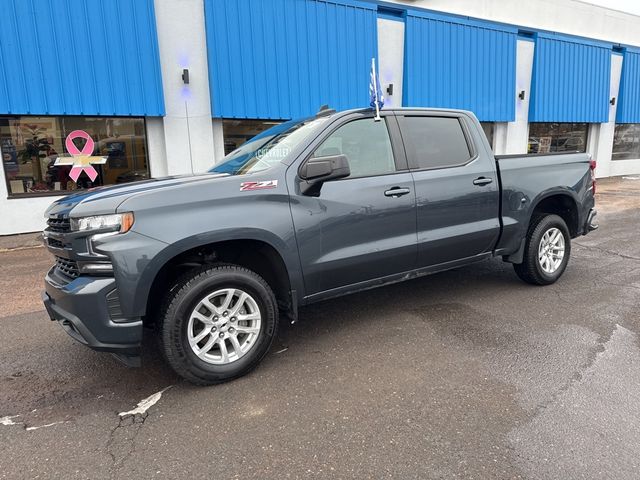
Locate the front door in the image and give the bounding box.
[289,113,417,297]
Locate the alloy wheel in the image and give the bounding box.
[187,288,262,365]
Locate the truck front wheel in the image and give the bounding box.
[513,214,571,285]
[160,265,278,385]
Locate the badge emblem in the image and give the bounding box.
[240,180,278,191]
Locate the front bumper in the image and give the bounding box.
[43,268,142,364]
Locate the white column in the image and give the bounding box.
[145,117,168,177]
[590,53,624,178]
[153,0,218,175]
[212,119,225,164]
[493,123,508,154]
[377,17,405,109]
[502,39,535,154]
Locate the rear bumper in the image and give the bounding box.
[43,268,142,361]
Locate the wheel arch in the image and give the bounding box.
[504,189,579,264]
[529,190,580,237]
[134,230,301,326]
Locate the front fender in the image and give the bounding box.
[127,228,303,317]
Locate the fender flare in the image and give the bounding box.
[131,228,303,316]
[504,188,580,264]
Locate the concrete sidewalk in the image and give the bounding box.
[0,232,43,251]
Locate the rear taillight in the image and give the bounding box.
[589,159,597,194]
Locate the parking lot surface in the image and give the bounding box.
[1,177,639,479]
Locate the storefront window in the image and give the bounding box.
[528,123,588,154]
[1,116,148,196]
[612,124,640,160]
[223,119,284,155]
[480,122,495,149]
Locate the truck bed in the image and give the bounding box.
[493,151,593,258]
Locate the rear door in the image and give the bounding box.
[289,112,417,297]
[396,112,500,267]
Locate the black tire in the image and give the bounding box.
[160,265,278,385]
[513,214,571,285]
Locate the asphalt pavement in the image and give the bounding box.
[1,177,640,479]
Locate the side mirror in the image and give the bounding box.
[299,154,350,196]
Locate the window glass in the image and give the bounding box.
[213,117,329,176]
[612,124,640,160]
[480,122,495,149]
[1,116,148,196]
[312,118,395,178]
[398,116,471,170]
[528,123,588,153]
[222,119,283,155]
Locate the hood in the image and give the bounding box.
[45,173,229,218]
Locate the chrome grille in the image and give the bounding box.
[47,216,71,233]
[55,256,79,279]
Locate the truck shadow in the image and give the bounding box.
[2,259,518,425]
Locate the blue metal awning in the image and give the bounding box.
[205,0,378,120]
[403,9,517,122]
[616,48,640,124]
[529,33,611,123]
[0,0,165,117]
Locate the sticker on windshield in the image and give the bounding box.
[240,180,278,191]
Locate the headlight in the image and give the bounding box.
[70,212,135,233]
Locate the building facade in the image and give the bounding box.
[1,0,640,235]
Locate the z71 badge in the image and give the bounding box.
[240,180,278,191]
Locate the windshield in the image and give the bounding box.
[210,117,329,175]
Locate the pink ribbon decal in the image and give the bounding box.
[65,130,99,182]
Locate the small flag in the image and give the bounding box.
[369,58,384,120]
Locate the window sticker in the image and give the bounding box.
[54,130,107,182]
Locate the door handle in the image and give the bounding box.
[384,187,411,198]
[473,177,493,186]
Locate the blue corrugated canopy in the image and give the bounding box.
[0,0,164,116]
[403,10,517,122]
[529,33,611,123]
[616,48,640,124]
[205,0,378,120]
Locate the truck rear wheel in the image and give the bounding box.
[160,265,278,385]
[513,214,571,285]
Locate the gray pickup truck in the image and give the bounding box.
[43,107,598,384]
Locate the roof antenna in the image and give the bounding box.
[316,104,336,117]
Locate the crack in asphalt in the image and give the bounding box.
[105,387,173,478]
[574,242,640,262]
[106,413,148,479]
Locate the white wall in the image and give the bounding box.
[389,0,640,47]
[0,166,61,235]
